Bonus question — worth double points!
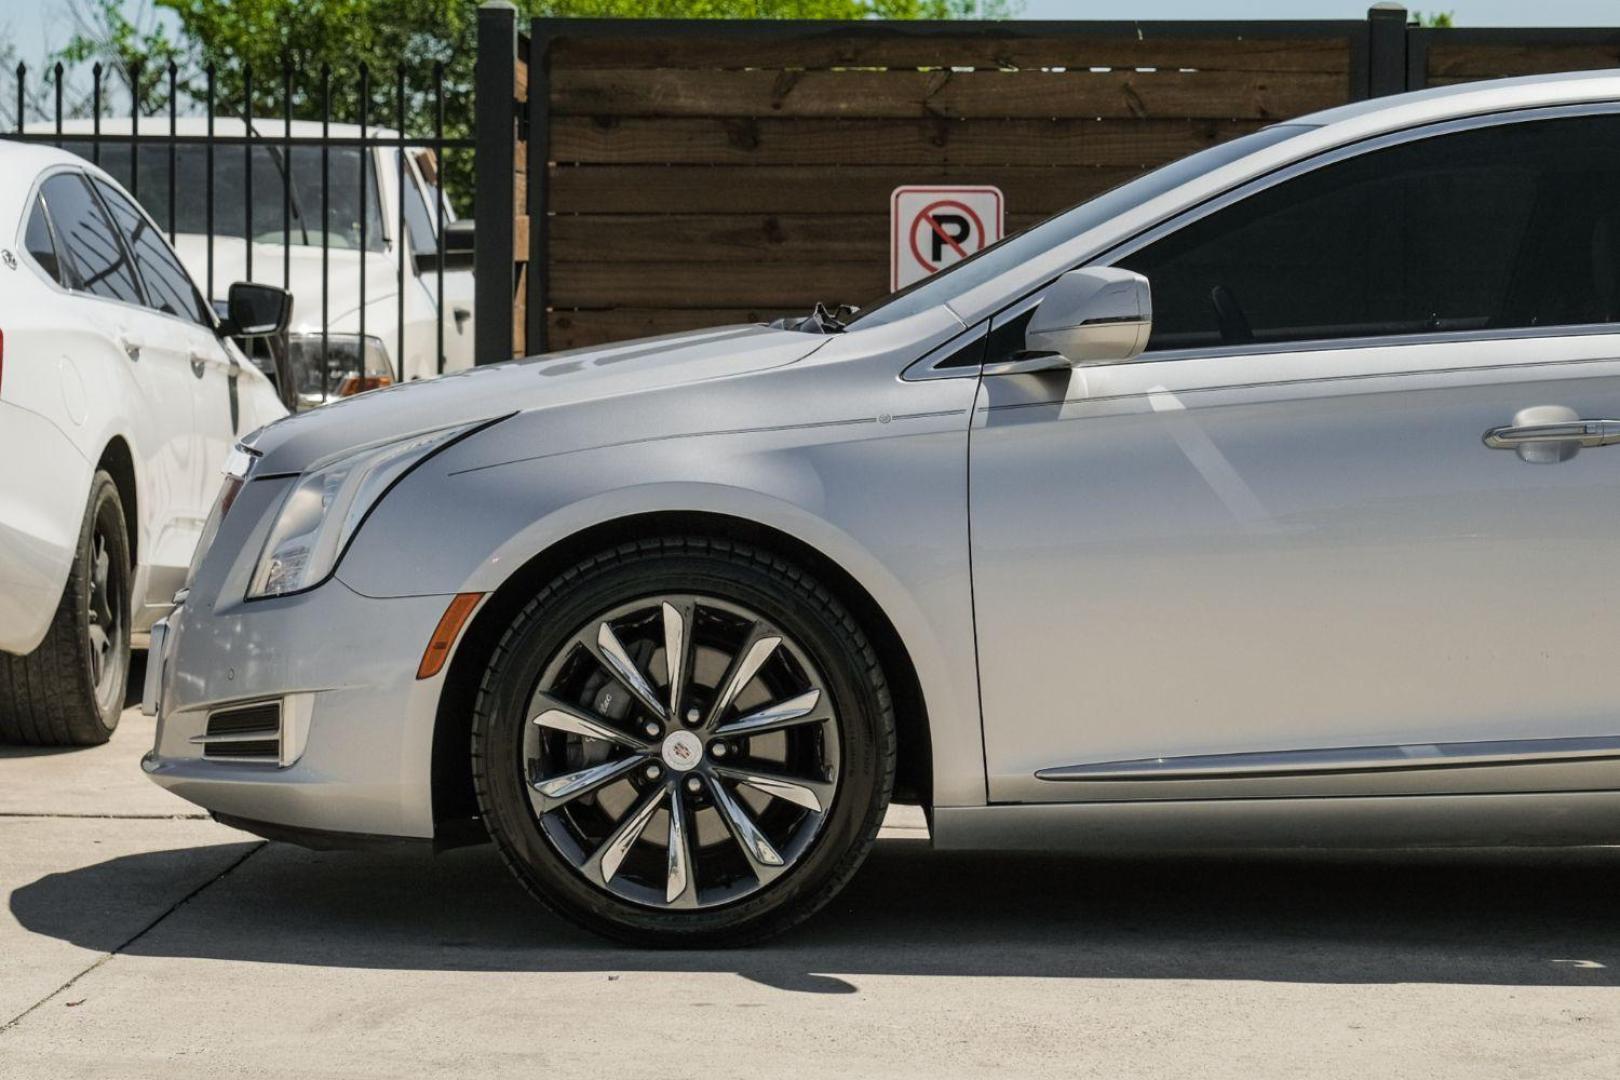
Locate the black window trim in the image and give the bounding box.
[1075,100,1620,365]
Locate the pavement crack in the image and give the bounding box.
[0,840,267,1036]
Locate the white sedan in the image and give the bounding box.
[0,142,288,746]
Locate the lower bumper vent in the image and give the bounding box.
[193,702,282,763]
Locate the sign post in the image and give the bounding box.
[890,186,1005,291]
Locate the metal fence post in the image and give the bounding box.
[475,0,517,364]
[1367,3,1409,97]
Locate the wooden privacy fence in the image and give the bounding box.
[473,4,1620,359]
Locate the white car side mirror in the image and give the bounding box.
[1023,267,1153,367]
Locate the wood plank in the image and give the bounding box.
[516,57,529,103]
[549,164,1145,214]
[1427,42,1620,80]
[551,260,888,307]
[552,68,1345,121]
[551,116,1267,167]
[513,264,528,356]
[548,308,790,350]
[515,214,529,259]
[547,33,1352,74]
[548,212,1047,263]
[515,169,526,213]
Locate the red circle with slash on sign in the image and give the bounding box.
[907,199,989,274]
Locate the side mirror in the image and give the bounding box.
[220,282,292,338]
[1023,267,1152,367]
[415,219,475,274]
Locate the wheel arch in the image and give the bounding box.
[95,435,138,566]
[430,510,934,840]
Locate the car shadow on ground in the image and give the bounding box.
[12,834,1620,992]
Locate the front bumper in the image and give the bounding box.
[141,579,458,841]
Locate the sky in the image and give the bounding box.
[6,0,1619,65]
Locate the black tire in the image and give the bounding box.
[0,471,132,747]
[471,536,896,947]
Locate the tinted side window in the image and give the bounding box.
[39,173,144,306]
[92,178,210,326]
[399,154,439,259]
[1118,115,1620,352]
[23,196,61,284]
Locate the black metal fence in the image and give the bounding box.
[5,58,476,410]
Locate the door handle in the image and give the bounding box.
[117,335,144,362]
[188,350,209,379]
[1482,420,1620,449]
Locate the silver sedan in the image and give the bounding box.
[145,71,1620,945]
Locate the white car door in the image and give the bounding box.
[971,107,1620,805]
[400,150,474,372]
[87,177,246,505]
[40,172,200,580]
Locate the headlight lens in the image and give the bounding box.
[247,424,475,598]
[286,333,393,409]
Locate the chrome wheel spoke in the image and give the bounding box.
[713,688,829,739]
[590,621,669,723]
[661,600,693,719]
[529,754,646,814]
[584,785,667,886]
[665,781,696,906]
[715,764,833,814]
[531,692,651,751]
[528,593,838,911]
[703,623,782,729]
[707,775,786,882]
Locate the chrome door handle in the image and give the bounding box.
[118,336,143,362]
[189,351,209,378]
[1483,420,1620,449]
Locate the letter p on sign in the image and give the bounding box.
[891,186,1004,290]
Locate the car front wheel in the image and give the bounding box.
[471,536,895,947]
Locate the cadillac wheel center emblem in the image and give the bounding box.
[660,730,704,773]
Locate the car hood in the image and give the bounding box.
[243,323,827,475]
[172,234,395,329]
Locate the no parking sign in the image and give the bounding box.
[890,185,1004,290]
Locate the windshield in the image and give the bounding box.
[61,139,386,253]
[848,124,1316,330]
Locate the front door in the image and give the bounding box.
[970,108,1620,804]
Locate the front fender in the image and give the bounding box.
[337,381,987,806]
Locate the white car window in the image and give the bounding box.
[22,195,63,285]
[399,153,439,258]
[40,172,144,306]
[92,177,212,327]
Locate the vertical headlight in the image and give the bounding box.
[248,423,478,598]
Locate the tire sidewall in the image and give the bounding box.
[78,472,131,737]
[473,543,891,945]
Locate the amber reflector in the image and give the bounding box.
[417,593,484,680]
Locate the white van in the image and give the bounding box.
[44,119,476,408]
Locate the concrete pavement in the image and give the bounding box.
[2,672,1618,1078]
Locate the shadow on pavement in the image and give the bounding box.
[12,835,1620,992]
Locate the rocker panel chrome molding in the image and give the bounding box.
[1034,735,1620,782]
